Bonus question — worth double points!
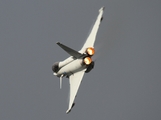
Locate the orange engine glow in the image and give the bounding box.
[84,57,92,65]
[86,47,95,56]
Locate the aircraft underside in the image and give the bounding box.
[52,6,104,113]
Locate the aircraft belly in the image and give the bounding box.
[57,59,85,76]
[59,56,75,68]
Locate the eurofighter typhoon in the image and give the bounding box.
[52,7,104,113]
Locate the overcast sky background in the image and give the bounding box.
[1,0,161,120]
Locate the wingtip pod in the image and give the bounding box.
[66,103,75,114]
[66,109,71,114]
[99,6,105,12]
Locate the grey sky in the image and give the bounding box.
[1,0,161,120]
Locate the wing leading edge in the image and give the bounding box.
[66,69,86,114]
[79,7,104,53]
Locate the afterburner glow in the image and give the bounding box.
[84,57,92,65]
[86,47,95,56]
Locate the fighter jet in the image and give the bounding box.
[52,7,104,113]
